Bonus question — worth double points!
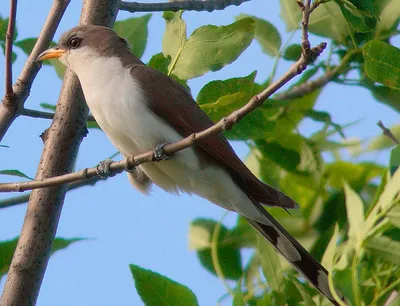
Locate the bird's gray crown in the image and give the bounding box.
[58,25,131,59]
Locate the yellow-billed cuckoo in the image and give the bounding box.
[37,25,340,304]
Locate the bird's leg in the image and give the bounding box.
[96,159,115,178]
[153,141,171,161]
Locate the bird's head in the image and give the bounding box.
[37,25,130,70]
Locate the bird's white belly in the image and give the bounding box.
[73,56,267,220]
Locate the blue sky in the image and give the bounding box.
[0,0,398,305]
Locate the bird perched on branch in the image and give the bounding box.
[38,25,341,305]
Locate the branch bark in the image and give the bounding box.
[21,107,96,122]
[119,0,250,12]
[5,0,18,96]
[0,0,70,142]
[0,1,119,305]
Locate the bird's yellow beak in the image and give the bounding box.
[37,47,65,61]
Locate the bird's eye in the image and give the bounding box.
[68,37,81,49]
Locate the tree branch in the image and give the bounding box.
[274,50,358,100]
[0,0,70,142]
[377,121,400,145]
[0,2,326,193]
[119,0,250,13]
[0,176,105,209]
[21,107,96,122]
[5,0,18,96]
[0,1,119,305]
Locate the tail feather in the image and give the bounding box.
[245,203,344,305]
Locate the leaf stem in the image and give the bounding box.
[211,212,235,297]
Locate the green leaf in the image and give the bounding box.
[308,1,349,44]
[375,0,400,37]
[348,0,376,17]
[322,224,339,271]
[305,109,345,138]
[256,139,301,173]
[237,14,281,56]
[344,183,365,241]
[257,235,285,303]
[365,236,400,265]
[0,169,33,180]
[335,0,376,33]
[198,72,257,122]
[147,53,190,91]
[148,52,170,74]
[0,18,17,42]
[197,71,257,106]
[363,40,400,90]
[374,167,400,212]
[368,124,400,151]
[0,237,84,279]
[390,145,400,175]
[166,18,255,79]
[292,279,317,306]
[325,161,383,189]
[388,204,400,228]
[129,264,199,306]
[368,85,400,113]
[14,38,37,55]
[233,281,245,306]
[283,44,302,61]
[114,14,152,58]
[162,11,187,62]
[40,103,56,111]
[280,0,302,31]
[188,219,243,280]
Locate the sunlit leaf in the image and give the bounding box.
[165,18,255,79]
[237,14,281,56]
[344,183,365,241]
[114,14,152,58]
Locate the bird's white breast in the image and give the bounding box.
[67,50,266,223]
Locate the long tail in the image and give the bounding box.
[245,203,344,305]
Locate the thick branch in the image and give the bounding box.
[0,0,70,142]
[0,1,119,305]
[119,0,249,12]
[5,0,18,96]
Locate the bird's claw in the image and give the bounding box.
[153,141,171,161]
[96,159,115,178]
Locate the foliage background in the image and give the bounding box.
[0,0,399,305]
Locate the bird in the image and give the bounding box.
[37,25,341,305]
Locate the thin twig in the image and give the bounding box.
[0,176,105,209]
[0,0,70,141]
[0,12,326,193]
[5,0,18,96]
[274,50,359,100]
[119,0,250,12]
[377,121,400,145]
[22,108,96,122]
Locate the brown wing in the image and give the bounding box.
[129,63,297,209]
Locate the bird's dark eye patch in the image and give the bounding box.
[68,37,82,49]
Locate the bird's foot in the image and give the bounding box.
[96,159,115,178]
[153,141,171,161]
